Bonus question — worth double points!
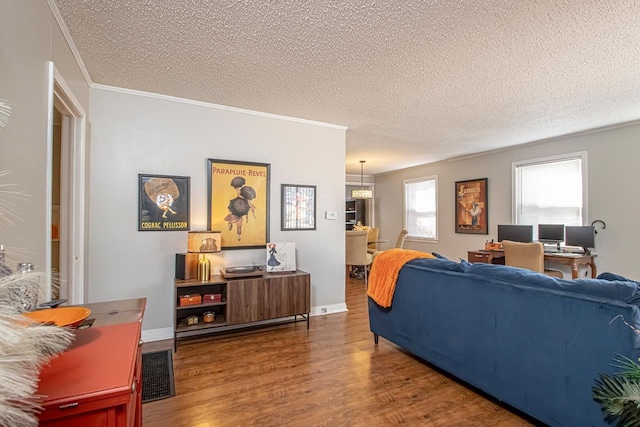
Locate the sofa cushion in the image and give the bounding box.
[597,272,639,284]
[465,262,640,303]
[406,257,467,273]
[431,252,448,260]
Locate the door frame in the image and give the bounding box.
[50,64,86,304]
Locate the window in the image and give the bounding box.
[513,152,587,234]
[404,176,438,241]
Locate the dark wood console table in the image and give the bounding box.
[174,270,311,350]
[468,249,597,279]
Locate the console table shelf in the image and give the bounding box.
[175,299,227,311]
[174,270,310,350]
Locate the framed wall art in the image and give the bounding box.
[138,174,190,231]
[207,159,270,250]
[266,242,297,272]
[455,178,488,234]
[281,184,316,231]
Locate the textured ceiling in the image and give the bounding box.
[53,0,640,175]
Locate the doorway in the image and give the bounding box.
[49,64,86,304]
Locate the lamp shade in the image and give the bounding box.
[351,188,373,199]
[188,231,222,253]
[352,160,373,199]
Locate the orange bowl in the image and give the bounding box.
[22,307,91,327]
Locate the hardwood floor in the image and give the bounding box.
[142,276,537,426]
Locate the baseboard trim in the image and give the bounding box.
[310,303,348,316]
[142,327,173,343]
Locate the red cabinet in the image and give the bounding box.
[37,322,143,427]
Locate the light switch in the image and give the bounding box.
[325,211,338,220]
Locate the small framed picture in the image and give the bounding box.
[266,242,296,272]
[455,178,488,234]
[281,184,316,231]
[138,174,190,231]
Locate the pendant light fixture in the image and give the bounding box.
[351,160,373,199]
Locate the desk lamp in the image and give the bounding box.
[188,231,221,281]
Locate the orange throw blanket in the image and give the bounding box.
[367,248,434,308]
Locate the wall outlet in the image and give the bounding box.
[321,307,328,313]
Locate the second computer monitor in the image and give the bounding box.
[538,224,565,243]
[565,226,595,254]
[497,224,533,243]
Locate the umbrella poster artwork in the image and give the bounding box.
[138,174,190,231]
[207,159,270,250]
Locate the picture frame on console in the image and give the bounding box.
[138,174,190,231]
[281,184,316,231]
[455,178,488,234]
[207,158,270,250]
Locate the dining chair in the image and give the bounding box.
[502,240,563,278]
[346,230,374,285]
[367,227,380,255]
[395,229,409,249]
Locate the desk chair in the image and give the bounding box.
[346,230,374,285]
[502,240,563,278]
[367,227,380,255]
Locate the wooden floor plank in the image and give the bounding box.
[142,276,537,426]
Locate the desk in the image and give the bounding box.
[467,249,597,279]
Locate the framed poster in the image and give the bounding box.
[207,159,270,250]
[281,184,316,231]
[266,242,296,272]
[455,178,488,234]
[138,174,190,231]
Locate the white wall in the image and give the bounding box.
[88,87,346,336]
[374,123,640,279]
[0,2,90,271]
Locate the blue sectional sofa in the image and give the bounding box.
[368,258,640,426]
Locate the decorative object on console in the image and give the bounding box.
[351,160,373,199]
[203,311,215,323]
[138,174,190,231]
[281,184,316,230]
[266,242,296,272]
[455,178,488,235]
[203,293,222,303]
[175,252,199,280]
[220,265,263,279]
[207,159,270,250]
[22,306,91,327]
[188,230,221,281]
[179,294,202,307]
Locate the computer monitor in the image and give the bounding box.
[538,224,565,243]
[497,224,533,243]
[565,226,595,254]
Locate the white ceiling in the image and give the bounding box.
[53,0,640,175]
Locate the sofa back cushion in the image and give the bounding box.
[406,257,467,273]
[465,262,640,304]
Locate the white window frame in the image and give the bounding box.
[403,175,438,242]
[511,151,588,228]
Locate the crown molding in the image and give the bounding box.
[47,0,93,86]
[91,83,348,130]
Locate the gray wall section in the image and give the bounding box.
[88,87,346,332]
[374,123,640,279]
[0,1,90,273]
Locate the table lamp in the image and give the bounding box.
[188,231,222,281]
